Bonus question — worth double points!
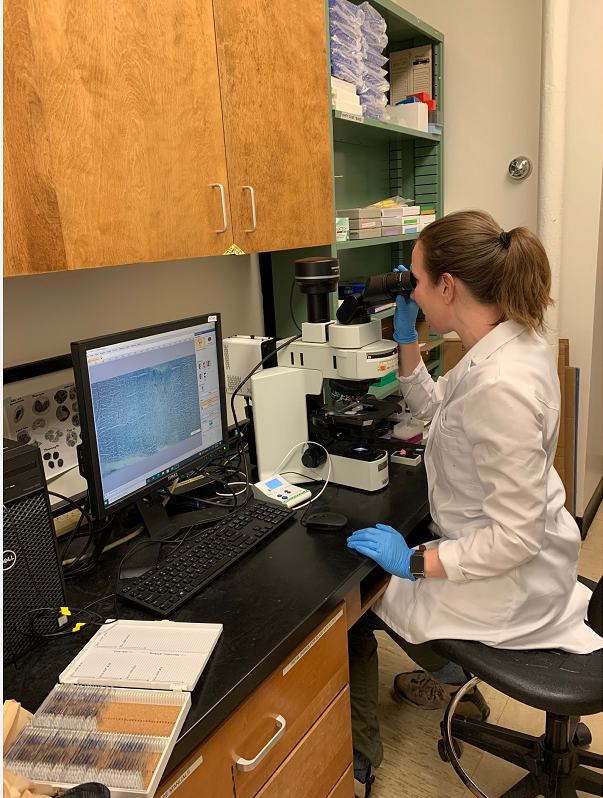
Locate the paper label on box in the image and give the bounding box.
[361,221,377,228]
[340,111,363,123]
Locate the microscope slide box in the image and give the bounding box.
[349,228,382,239]
[348,218,380,230]
[381,227,402,236]
[336,207,382,220]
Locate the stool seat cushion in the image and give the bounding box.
[431,639,602,717]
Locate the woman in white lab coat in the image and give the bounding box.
[347,210,602,795]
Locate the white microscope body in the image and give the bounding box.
[250,316,398,491]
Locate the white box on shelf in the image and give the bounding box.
[331,76,359,97]
[388,101,428,132]
[381,216,403,227]
[402,206,421,216]
[381,207,409,217]
[334,98,363,116]
[420,214,436,229]
[336,217,349,242]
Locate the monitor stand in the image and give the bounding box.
[120,493,180,580]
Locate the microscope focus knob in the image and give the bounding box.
[302,444,328,469]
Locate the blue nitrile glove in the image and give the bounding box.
[392,265,419,344]
[347,523,416,580]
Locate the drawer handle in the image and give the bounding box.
[242,185,257,233]
[211,183,228,233]
[235,715,287,772]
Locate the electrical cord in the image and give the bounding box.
[289,276,302,332]
[47,491,94,527]
[272,441,332,510]
[60,494,91,566]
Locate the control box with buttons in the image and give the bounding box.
[252,475,311,508]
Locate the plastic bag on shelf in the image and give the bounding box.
[361,26,388,49]
[368,196,414,208]
[362,104,390,122]
[330,19,362,49]
[358,1,387,33]
[331,54,363,88]
[362,41,389,67]
[329,0,365,24]
[359,88,388,108]
[358,65,389,94]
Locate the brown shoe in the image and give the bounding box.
[393,670,490,720]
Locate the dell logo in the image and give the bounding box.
[3,550,17,571]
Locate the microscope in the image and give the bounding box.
[229,256,417,493]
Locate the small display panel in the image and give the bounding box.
[265,478,283,490]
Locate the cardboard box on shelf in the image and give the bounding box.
[389,45,433,106]
[415,320,430,344]
[420,338,442,362]
[381,319,394,340]
[443,337,467,373]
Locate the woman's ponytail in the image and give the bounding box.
[418,210,554,332]
[494,227,553,331]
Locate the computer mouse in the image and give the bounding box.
[304,512,348,532]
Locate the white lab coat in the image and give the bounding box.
[374,320,602,654]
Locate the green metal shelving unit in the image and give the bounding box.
[265,0,444,380]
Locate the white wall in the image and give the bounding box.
[396,0,602,516]
[3,254,264,367]
[558,0,603,515]
[395,0,542,230]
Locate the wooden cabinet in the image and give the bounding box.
[213,0,334,253]
[3,0,334,276]
[4,0,233,275]
[157,604,351,798]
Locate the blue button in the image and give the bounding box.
[285,490,291,494]
[277,494,283,498]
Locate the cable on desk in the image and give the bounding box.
[47,491,94,527]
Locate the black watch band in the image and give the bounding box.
[409,545,426,578]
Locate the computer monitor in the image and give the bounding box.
[71,314,229,545]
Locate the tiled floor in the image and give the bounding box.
[371,502,603,798]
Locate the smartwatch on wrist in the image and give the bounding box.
[409,544,426,578]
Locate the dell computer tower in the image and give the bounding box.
[3,438,66,665]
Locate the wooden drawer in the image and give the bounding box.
[256,687,352,798]
[327,765,354,798]
[159,603,348,798]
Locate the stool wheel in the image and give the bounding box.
[438,737,461,762]
[572,722,592,747]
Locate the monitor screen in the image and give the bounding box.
[72,314,228,516]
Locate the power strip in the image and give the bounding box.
[53,508,89,537]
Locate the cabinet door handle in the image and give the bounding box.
[235,715,286,772]
[242,185,257,233]
[211,183,228,233]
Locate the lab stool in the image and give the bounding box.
[431,576,603,798]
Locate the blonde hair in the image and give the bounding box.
[418,210,553,331]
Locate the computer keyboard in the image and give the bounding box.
[118,500,293,617]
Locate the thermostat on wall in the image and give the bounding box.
[252,475,311,508]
